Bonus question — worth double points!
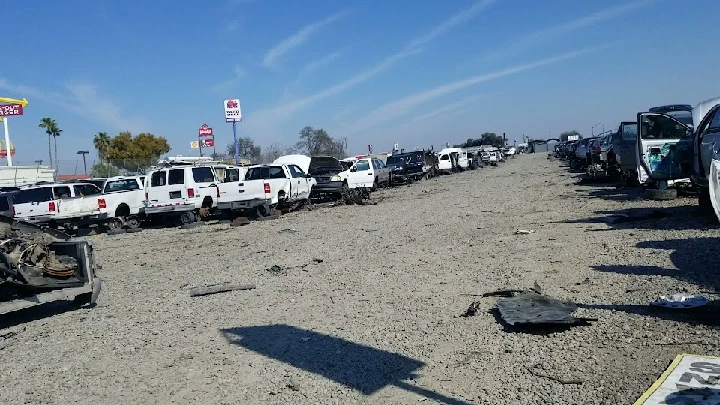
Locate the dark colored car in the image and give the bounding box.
[386,153,424,184]
[307,156,349,202]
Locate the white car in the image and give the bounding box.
[346,157,390,189]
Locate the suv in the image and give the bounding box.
[386,153,424,184]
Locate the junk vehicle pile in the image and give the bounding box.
[553,97,720,221]
[0,148,517,233]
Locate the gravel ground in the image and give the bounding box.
[1,153,719,405]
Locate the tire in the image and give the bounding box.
[708,159,720,222]
[106,218,123,230]
[341,183,355,205]
[644,188,677,201]
[125,216,141,229]
[179,211,196,225]
[372,178,378,191]
[699,187,712,213]
[256,204,276,218]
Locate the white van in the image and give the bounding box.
[143,165,223,224]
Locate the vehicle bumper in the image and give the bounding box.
[144,204,195,215]
[217,198,269,210]
[311,181,344,196]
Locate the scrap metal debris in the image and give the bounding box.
[514,229,536,235]
[496,292,596,327]
[279,228,298,234]
[188,282,256,297]
[650,293,709,309]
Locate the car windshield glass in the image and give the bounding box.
[387,156,405,165]
[667,111,694,126]
[246,166,286,180]
[14,188,53,204]
[105,179,139,192]
[192,167,215,183]
[641,115,688,140]
[355,160,371,171]
[622,123,637,140]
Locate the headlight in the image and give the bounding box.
[330,175,342,181]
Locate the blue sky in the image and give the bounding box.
[1,0,719,173]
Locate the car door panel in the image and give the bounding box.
[635,112,693,183]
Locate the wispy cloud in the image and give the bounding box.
[0,79,148,132]
[298,50,343,78]
[345,45,604,134]
[252,0,495,122]
[484,0,655,61]
[262,11,349,69]
[209,65,246,93]
[406,94,487,125]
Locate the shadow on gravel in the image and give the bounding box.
[0,301,86,330]
[579,301,720,327]
[585,188,645,202]
[558,205,717,231]
[592,237,720,292]
[221,325,473,405]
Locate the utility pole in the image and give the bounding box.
[77,151,89,175]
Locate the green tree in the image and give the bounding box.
[93,132,111,162]
[559,130,582,142]
[104,131,171,173]
[90,162,119,178]
[38,118,60,169]
[296,126,345,158]
[226,137,261,162]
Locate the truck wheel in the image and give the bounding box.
[372,178,378,191]
[126,216,141,229]
[341,183,355,205]
[106,218,123,230]
[644,188,677,201]
[699,188,712,213]
[179,211,196,225]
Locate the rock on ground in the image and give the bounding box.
[1,153,719,405]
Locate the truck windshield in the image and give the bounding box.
[105,179,140,193]
[14,188,53,204]
[246,166,286,180]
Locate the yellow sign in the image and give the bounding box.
[0,140,15,158]
[190,141,199,149]
[0,97,28,107]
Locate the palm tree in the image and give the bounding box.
[38,118,57,169]
[93,132,110,163]
[52,126,62,171]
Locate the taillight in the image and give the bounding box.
[145,192,148,201]
[216,186,220,198]
[187,188,195,198]
[48,202,56,212]
[98,198,107,209]
[596,146,601,153]
[264,183,271,194]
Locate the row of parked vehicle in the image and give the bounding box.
[553,97,720,219]
[0,146,518,233]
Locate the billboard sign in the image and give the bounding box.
[198,124,213,137]
[200,138,214,148]
[224,99,242,123]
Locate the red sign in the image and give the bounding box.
[200,138,214,148]
[198,124,213,137]
[0,104,23,117]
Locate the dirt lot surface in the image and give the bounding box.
[1,153,720,404]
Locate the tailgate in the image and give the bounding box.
[218,180,269,203]
[59,196,101,215]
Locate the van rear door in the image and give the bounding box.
[13,187,56,220]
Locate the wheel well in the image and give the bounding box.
[201,196,213,208]
[115,203,130,217]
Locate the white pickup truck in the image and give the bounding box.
[94,176,145,229]
[12,183,108,229]
[243,164,314,209]
[217,179,275,218]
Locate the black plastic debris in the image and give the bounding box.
[496,292,595,327]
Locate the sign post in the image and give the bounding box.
[198,124,213,158]
[224,99,242,164]
[0,98,28,167]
